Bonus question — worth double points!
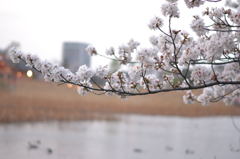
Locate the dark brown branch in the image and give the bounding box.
[204,28,240,32]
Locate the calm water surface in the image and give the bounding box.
[0,115,240,159]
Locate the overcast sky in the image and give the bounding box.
[0,0,225,68]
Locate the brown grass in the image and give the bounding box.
[0,79,240,123]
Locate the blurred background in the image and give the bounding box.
[0,0,240,159]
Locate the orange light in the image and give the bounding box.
[16,71,22,77]
[67,84,73,88]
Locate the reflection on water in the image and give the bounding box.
[0,115,239,159]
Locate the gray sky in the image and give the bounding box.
[0,0,225,68]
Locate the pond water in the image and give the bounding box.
[0,115,240,159]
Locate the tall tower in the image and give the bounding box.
[62,42,90,73]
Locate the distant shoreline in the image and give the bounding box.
[0,79,240,123]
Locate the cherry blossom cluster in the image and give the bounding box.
[9,0,240,106]
[103,70,129,99]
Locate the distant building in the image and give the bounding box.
[62,42,90,72]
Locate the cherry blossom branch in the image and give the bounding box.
[204,28,240,32]
[8,0,240,106]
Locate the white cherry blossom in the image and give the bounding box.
[148,17,164,30]
[161,2,180,18]
[86,45,97,56]
[183,90,196,104]
[95,65,108,78]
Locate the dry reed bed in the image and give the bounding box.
[0,79,240,123]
